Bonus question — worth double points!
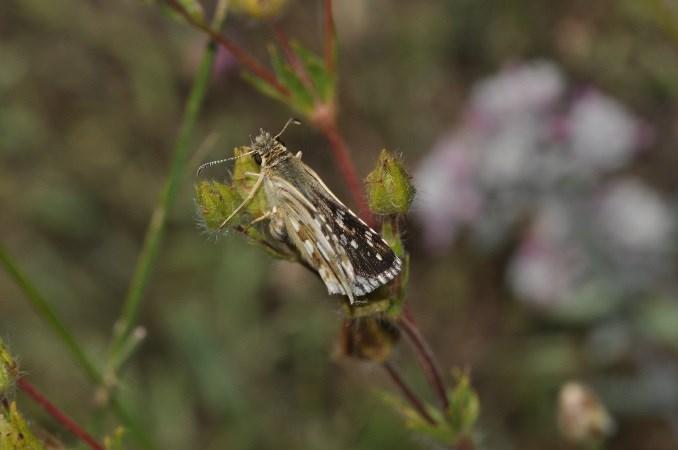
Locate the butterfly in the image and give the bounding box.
[201,119,402,304]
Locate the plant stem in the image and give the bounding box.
[165,0,289,97]
[323,0,336,73]
[0,244,101,384]
[398,310,450,412]
[17,377,104,450]
[383,362,437,426]
[0,244,156,449]
[315,118,373,223]
[109,38,219,359]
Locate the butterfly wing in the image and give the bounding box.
[264,162,402,303]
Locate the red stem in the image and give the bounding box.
[165,0,289,97]
[316,118,373,224]
[383,362,437,426]
[17,378,105,450]
[323,0,336,72]
[398,310,450,412]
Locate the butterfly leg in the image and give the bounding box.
[218,170,265,230]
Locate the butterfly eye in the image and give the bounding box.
[253,152,262,165]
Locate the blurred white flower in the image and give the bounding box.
[478,116,540,188]
[508,202,578,306]
[414,131,482,251]
[569,91,640,171]
[470,60,564,127]
[597,179,674,253]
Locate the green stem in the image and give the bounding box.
[108,40,218,361]
[0,244,101,384]
[0,244,156,449]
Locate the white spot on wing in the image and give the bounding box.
[304,240,314,255]
[290,217,300,232]
[376,253,382,261]
[350,239,358,249]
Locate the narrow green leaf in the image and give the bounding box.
[291,41,337,103]
[268,46,315,115]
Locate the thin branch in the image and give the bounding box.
[165,0,289,97]
[383,362,437,426]
[323,0,336,73]
[17,378,104,450]
[314,118,373,224]
[398,311,450,412]
[109,37,220,359]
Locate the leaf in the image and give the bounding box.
[291,41,337,103]
[268,46,315,115]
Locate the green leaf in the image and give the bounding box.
[291,41,337,103]
[242,71,289,104]
[268,46,315,115]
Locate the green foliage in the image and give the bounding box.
[365,149,415,216]
[245,42,337,119]
[382,372,480,447]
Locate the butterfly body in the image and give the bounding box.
[248,128,402,304]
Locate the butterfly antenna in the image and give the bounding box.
[274,117,301,140]
[196,150,256,176]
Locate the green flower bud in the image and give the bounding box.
[338,318,400,363]
[365,149,415,215]
[0,339,16,394]
[194,180,244,230]
[0,402,46,450]
[232,146,268,217]
[446,371,480,438]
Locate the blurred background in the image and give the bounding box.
[1,0,678,449]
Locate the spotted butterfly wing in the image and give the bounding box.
[263,161,402,304]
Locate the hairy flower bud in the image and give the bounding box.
[0,339,16,394]
[365,149,415,215]
[338,318,400,363]
[194,180,244,230]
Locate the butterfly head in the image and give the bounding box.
[251,129,288,165]
[251,118,300,165]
